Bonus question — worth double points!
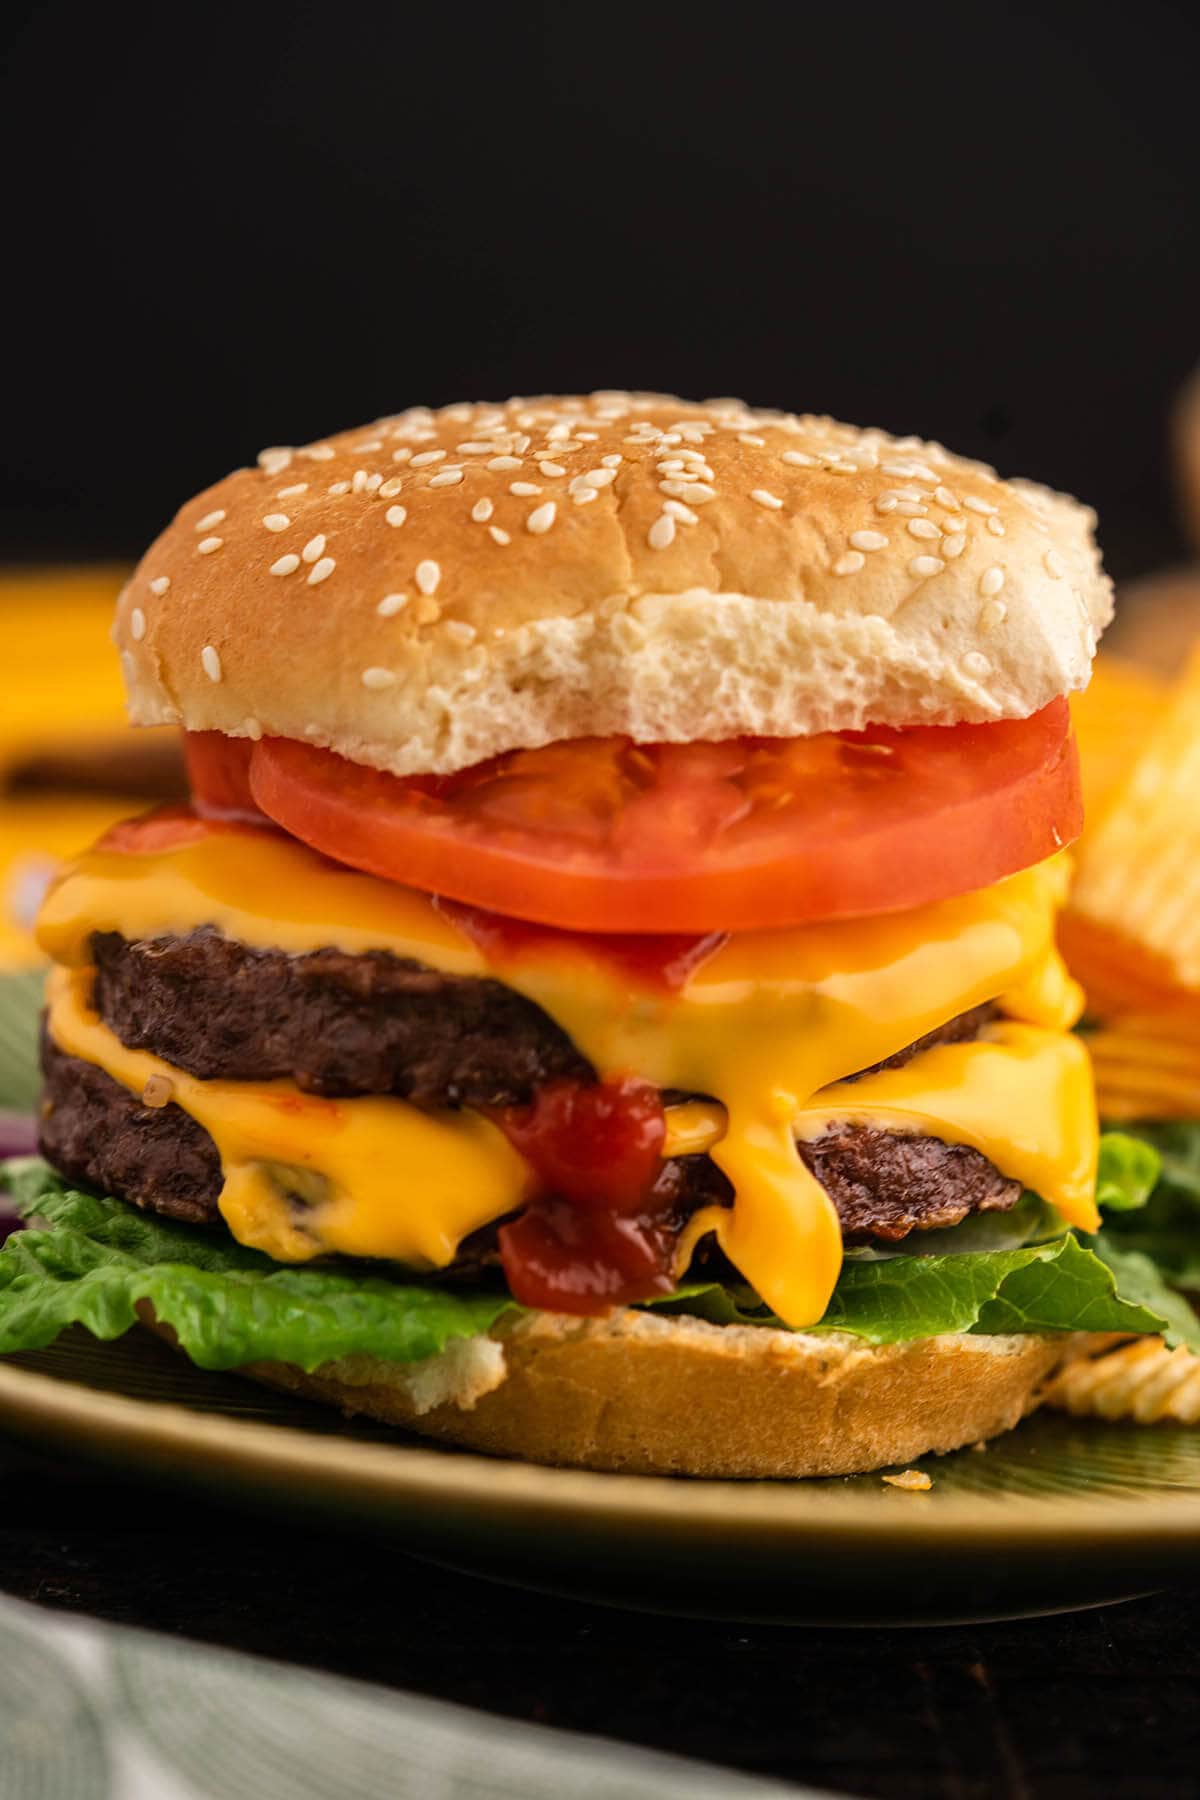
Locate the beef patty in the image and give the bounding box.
[90,929,994,1108]
[39,1034,1021,1252]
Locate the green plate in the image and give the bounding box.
[3,1324,1200,1625]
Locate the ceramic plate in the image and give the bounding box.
[3,1325,1200,1624]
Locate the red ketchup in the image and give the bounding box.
[492,1077,687,1313]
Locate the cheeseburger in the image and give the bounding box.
[4,393,1178,1478]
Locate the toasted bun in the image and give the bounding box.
[238,1308,1064,1479]
[116,394,1110,777]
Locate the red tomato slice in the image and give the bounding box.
[98,806,224,855]
[240,704,1080,932]
[183,732,260,822]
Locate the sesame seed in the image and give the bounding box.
[893,499,928,517]
[352,469,370,494]
[571,486,598,505]
[385,506,408,528]
[648,514,676,549]
[257,448,293,475]
[410,450,446,468]
[307,557,335,586]
[942,516,967,533]
[130,606,146,641]
[377,593,408,617]
[201,645,222,682]
[364,472,383,493]
[244,717,263,741]
[964,496,998,516]
[978,598,1008,631]
[979,566,1006,597]
[302,444,335,462]
[416,559,441,596]
[429,469,464,488]
[934,486,959,509]
[471,498,494,522]
[909,555,945,578]
[270,553,300,576]
[1044,549,1066,578]
[445,621,477,646]
[277,483,308,498]
[488,525,511,544]
[833,551,865,575]
[824,462,857,475]
[527,501,557,534]
[850,530,888,552]
[583,468,617,487]
[738,433,766,446]
[301,535,326,563]
[414,597,441,624]
[660,480,715,504]
[600,453,623,468]
[328,481,351,496]
[963,651,992,678]
[488,455,522,471]
[875,496,899,514]
[457,442,495,454]
[751,489,783,509]
[782,450,816,467]
[942,534,967,559]
[907,518,941,539]
[378,476,404,498]
[391,447,413,464]
[262,513,290,532]
[538,462,567,478]
[986,516,1006,537]
[510,482,542,498]
[197,536,223,556]
[661,499,699,525]
[148,576,170,595]
[362,667,396,689]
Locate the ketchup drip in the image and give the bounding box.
[492,1077,687,1313]
[437,897,726,994]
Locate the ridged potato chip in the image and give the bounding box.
[1045,1336,1200,1423]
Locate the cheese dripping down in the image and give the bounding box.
[37,826,1099,1327]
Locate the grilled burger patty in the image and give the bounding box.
[43,931,1020,1257]
[90,929,995,1105]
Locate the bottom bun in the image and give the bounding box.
[234,1307,1065,1479]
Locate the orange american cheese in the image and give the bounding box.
[37,825,1099,1328]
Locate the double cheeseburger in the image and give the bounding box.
[4,394,1146,1476]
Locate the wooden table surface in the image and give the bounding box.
[2,1434,1197,1798]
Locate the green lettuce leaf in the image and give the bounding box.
[5,1147,1199,1371]
[1099,1121,1200,1287]
[0,1161,515,1371]
[657,1231,1200,1348]
[1095,1131,1161,1212]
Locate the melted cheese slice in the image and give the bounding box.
[38,828,1098,1327]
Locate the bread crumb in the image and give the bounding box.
[882,1469,932,1491]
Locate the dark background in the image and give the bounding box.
[4,0,1198,579]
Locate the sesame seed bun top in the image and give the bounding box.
[115,393,1111,776]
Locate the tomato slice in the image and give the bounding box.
[97,805,226,855]
[242,705,1080,932]
[183,732,260,822]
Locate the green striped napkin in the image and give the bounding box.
[0,1595,815,1798]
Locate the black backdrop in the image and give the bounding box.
[5,0,1198,578]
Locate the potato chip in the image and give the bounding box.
[1068,647,1200,1002]
[1070,656,1167,833]
[1045,1337,1200,1423]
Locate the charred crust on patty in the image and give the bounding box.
[39,1027,1022,1254]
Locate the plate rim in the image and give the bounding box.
[4,1349,1200,1552]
